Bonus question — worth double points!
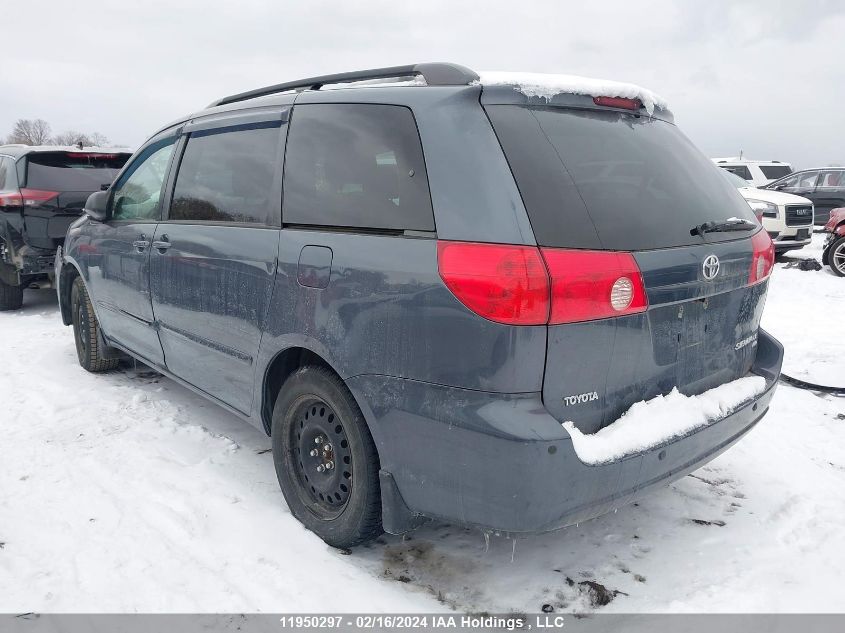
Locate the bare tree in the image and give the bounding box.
[88,131,109,146]
[53,130,110,147]
[7,119,52,145]
[53,130,90,146]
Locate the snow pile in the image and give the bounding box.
[477,71,668,115]
[3,275,845,614]
[762,233,845,385]
[564,376,767,465]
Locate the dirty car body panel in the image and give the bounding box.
[58,65,783,537]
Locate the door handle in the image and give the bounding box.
[152,235,171,252]
[132,238,150,252]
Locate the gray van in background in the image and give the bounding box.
[56,63,783,548]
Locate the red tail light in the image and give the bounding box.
[65,153,120,159]
[437,241,649,326]
[749,230,775,285]
[541,248,648,324]
[0,192,23,207]
[20,188,59,206]
[437,241,550,325]
[593,96,642,110]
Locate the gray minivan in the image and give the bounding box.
[56,63,784,548]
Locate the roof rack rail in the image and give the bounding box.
[208,62,479,108]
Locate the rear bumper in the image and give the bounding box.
[347,329,784,535]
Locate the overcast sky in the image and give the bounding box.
[2,0,842,169]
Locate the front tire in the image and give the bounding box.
[271,365,383,548]
[71,276,119,372]
[0,276,23,311]
[828,236,845,277]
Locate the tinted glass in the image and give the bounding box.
[170,124,280,224]
[759,165,791,179]
[283,104,434,231]
[795,171,820,188]
[112,140,175,221]
[487,106,757,251]
[771,173,800,188]
[723,169,750,189]
[722,165,752,180]
[0,157,15,190]
[25,152,130,191]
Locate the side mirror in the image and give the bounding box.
[84,190,110,222]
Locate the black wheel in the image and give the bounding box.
[271,365,382,548]
[828,236,845,277]
[71,276,119,372]
[0,275,23,311]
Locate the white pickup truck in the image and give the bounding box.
[722,169,814,253]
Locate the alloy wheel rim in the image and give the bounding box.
[833,242,845,274]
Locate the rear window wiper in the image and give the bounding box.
[691,218,757,237]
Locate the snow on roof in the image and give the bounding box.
[563,375,767,465]
[0,144,133,153]
[712,157,791,165]
[476,71,668,115]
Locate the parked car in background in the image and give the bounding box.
[712,157,793,187]
[822,207,845,276]
[722,169,814,253]
[56,63,783,548]
[763,167,845,226]
[0,145,131,310]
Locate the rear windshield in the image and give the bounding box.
[486,106,757,251]
[759,165,792,179]
[24,152,130,191]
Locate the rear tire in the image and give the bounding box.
[271,365,383,548]
[0,276,23,311]
[71,276,119,372]
[828,236,845,277]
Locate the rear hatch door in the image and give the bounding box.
[21,151,130,248]
[484,95,770,433]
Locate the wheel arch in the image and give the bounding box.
[58,261,83,326]
[261,345,344,436]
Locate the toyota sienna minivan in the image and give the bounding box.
[56,63,783,548]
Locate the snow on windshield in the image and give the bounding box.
[477,71,667,115]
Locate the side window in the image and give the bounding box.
[0,158,10,190]
[722,165,752,180]
[819,170,845,188]
[112,139,176,221]
[283,104,434,232]
[169,124,281,225]
[759,165,791,180]
[0,157,18,190]
[774,173,800,188]
[796,171,820,189]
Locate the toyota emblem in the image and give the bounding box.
[702,254,720,281]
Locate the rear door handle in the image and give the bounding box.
[151,235,171,252]
[132,239,150,252]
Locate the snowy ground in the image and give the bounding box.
[1,234,844,614]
